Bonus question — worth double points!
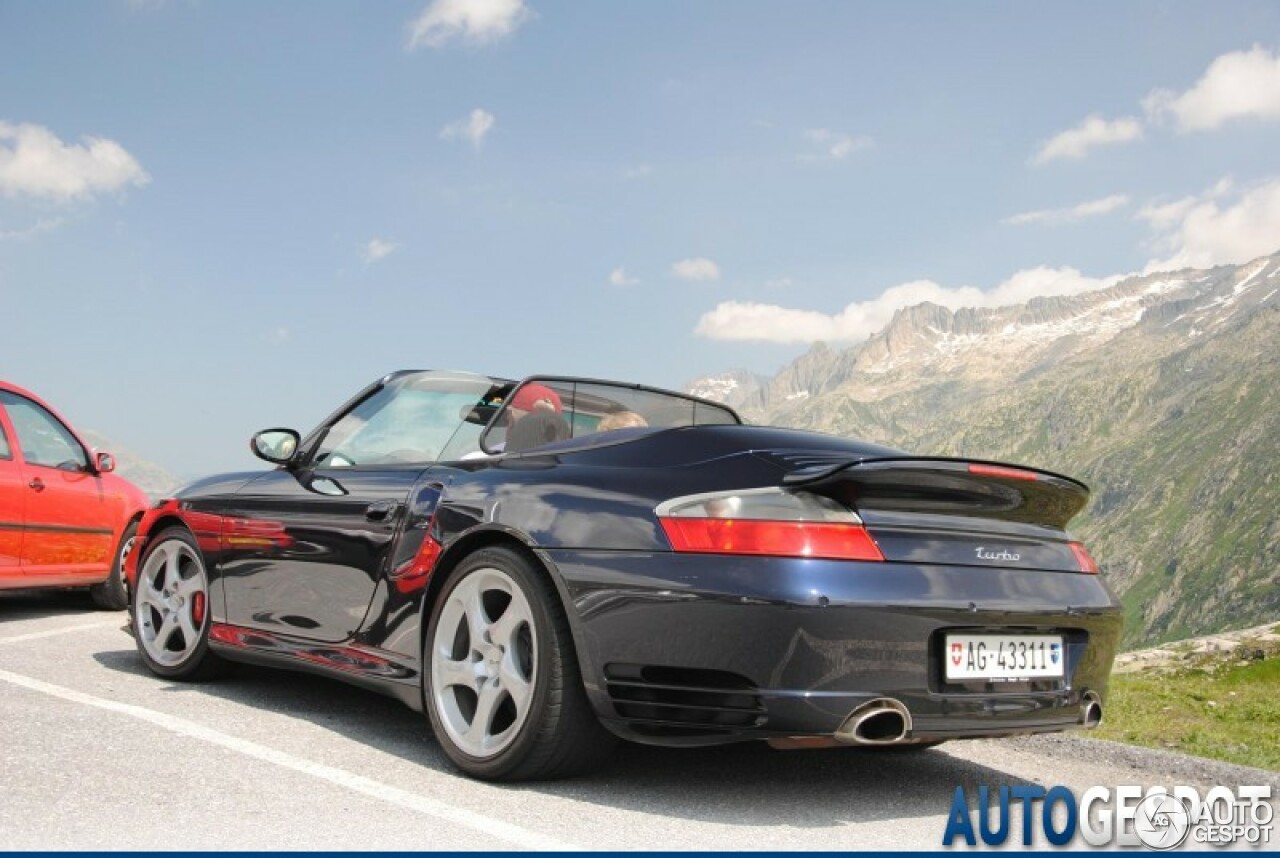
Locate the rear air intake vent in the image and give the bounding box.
[604,664,766,734]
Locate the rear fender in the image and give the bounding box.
[412,522,598,708]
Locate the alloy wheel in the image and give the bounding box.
[135,539,209,667]
[430,566,537,758]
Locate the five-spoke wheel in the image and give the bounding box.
[424,546,616,781]
[132,527,224,680]
[430,566,537,758]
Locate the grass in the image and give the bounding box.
[1089,648,1280,772]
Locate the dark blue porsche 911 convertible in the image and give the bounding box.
[126,370,1122,781]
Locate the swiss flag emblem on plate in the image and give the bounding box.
[950,642,963,666]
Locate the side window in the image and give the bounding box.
[0,392,89,470]
[483,379,741,454]
[0,417,11,459]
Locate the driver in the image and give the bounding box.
[503,384,567,453]
[507,383,562,421]
[465,383,565,458]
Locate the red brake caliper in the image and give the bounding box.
[191,591,206,627]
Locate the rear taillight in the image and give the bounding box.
[1068,541,1100,574]
[656,488,884,561]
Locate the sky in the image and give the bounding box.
[2,1,1279,477]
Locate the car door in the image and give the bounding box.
[0,391,117,576]
[219,371,507,644]
[0,411,23,571]
[218,466,418,643]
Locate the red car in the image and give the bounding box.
[0,381,149,609]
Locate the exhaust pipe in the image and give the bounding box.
[835,698,912,745]
[1080,690,1103,729]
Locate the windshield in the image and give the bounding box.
[313,371,508,466]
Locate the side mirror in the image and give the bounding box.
[251,428,301,465]
[95,452,116,473]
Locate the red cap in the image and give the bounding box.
[511,383,562,414]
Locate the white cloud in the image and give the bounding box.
[408,0,530,49]
[1031,115,1143,165]
[671,257,721,282]
[1136,198,1199,231]
[609,267,638,286]
[622,163,653,179]
[695,268,1120,344]
[696,174,1280,346]
[0,217,66,241]
[1144,45,1280,132]
[439,109,495,147]
[1004,194,1130,226]
[802,128,873,160]
[270,327,290,343]
[362,238,397,263]
[1140,175,1280,272]
[1136,178,1233,231]
[0,121,150,201]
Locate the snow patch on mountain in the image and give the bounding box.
[686,252,1280,414]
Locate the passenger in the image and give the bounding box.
[596,410,647,432]
[506,410,571,453]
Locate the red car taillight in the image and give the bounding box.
[656,488,884,562]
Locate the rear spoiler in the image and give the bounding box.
[782,456,1090,530]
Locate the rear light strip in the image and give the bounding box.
[659,518,885,561]
[967,463,1040,481]
[656,486,884,561]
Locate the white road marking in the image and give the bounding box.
[0,620,123,645]
[0,667,580,851]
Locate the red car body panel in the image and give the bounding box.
[0,447,23,568]
[0,381,149,591]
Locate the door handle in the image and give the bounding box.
[365,500,401,522]
[28,478,45,492]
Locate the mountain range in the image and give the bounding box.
[688,251,1280,648]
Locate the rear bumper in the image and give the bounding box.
[545,549,1123,746]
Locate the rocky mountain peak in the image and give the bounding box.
[685,252,1280,415]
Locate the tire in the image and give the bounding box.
[131,526,226,681]
[90,521,138,610]
[423,546,616,781]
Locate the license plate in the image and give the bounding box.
[944,634,1065,681]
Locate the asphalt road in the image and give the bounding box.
[2,591,1276,851]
